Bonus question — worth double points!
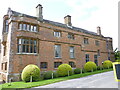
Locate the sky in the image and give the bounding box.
[0,0,119,50]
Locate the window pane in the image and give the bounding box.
[34,26,37,32]
[17,45,21,53]
[18,39,22,44]
[54,31,61,37]
[5,26,8,32]
[34,40,37,45]
[27,24,30,31]
[70,47,74,58]
[19,24,22,30]
[30,45,33,53]
[34,46,37,53]
[30,40,33,44]
[69,62,75,68]
[54,62,62,68]
[23,24,27,30]
[26,45,29,53]
[40,62,47,68]
[86,54,89,62]
[31,25,34,31]
[55,45,61,58]
[22,45,26,52]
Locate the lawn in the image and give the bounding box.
[0,68,113,89]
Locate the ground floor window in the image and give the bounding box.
[85,54,89,62]
[40,62,47,69]
[1,62,7,70]
[69,61,75,68]
[54,62,62,68]
[94,55,98,66]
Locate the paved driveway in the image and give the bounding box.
[31,71,118,88]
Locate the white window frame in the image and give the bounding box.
[54,45,61,58]
[54,31,61,38]
[70,46,75,58]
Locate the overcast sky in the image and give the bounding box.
[0,0,119,50]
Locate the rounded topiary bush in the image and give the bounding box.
[43,71,58,79]
[57,64,72,77]
[103,60,113,69]
[21,64,40,82]
[84,61,97,72]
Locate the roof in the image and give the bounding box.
[10,10,103,37]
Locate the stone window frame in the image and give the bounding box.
[54,62,62,68]
[53,31,61,38]
[95,40,99,46]
[94,54,98,66]
[40,62,48,69]
[54,44,61,58]
[97,50,100,56]
[18,22,38,32]
[17,37,38,54]
[69,61,76,68]
[1,62,7,71]
[85,54,89,62]
[68,33,75,40]
[84,38,89,44]
[69,46,75,58]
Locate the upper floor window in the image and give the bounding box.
[18,22,38,32]
[54,31,61,38]
[54,45,61,58]
[85,54,89,62]
[95,40,99,46]
[70,46,75,58]
[68,33,74,40]
[4,20,9,32]
[84,38,89,44]
[17,38,37,54]
[97,50,100,56]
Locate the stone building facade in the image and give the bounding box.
[0,4,114,82]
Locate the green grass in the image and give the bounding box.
[0,68,113,89]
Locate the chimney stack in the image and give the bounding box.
[64,15,72,26]
[36,4,43,21]
[97,26,101,35]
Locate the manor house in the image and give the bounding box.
[0,4,114,82]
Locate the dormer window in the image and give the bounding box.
[18,22,38,32]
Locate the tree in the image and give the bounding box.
[114,48,120,60]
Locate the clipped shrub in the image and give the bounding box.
[97,66,104,70]
[103,60,113,69]
[74,68,84,74]
[74,68,80,74]
[115,59,120,62]
[43,71,58,79]
[21,64,40,82]
[84,61,97,72]
[57,64,72,77]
